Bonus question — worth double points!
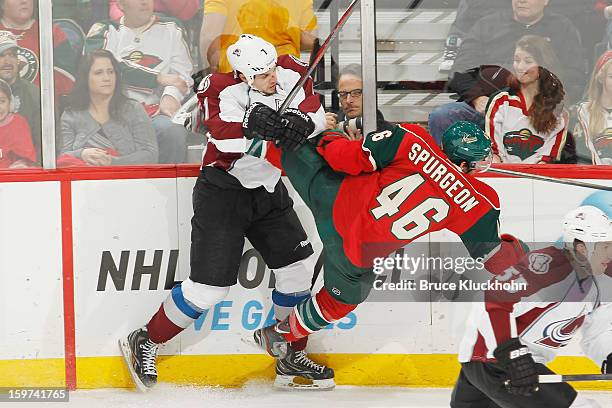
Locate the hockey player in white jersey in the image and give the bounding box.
[452,205,612,408]
[119,34,334,391]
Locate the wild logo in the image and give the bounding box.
[17,46,38,83]
[503,128,544,160]
[125,51,162,69]
[593,128,612,159]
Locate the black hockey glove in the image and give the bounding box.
[493,337,539,396]
[276,108,315,151]
[603,353,612,374]
[242,102,284,141]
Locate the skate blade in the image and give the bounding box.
[274,375,336,391]
[118,338,150,393]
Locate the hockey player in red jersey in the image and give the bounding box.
[253,120,528,359]
[451,205,612,408]
[119,34,334,391]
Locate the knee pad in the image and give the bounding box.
[273,255,316,293]
[181,279,230,310]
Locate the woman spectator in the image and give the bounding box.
[0,78,36,169]
[485,35,568,164]
[59,49,158,166]
[574,51,612,165]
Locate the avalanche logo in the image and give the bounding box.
[535,314,586,349]
[503,128,544,160]
[594,129,612,160]
[125,51,162,69]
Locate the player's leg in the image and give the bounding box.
[119,174,249,391]
[460,362,579,408]
[450,366,502,408]
[246,180,334,389]
[253,166,374,356]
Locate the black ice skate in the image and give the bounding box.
[253,319,291,359]
[118,327,159,392]
[275,348,335,390]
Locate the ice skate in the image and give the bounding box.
[119,327,159,392]
[275,347,335,390]
[253,318,291,359]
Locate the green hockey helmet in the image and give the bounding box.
[442,121,492,169]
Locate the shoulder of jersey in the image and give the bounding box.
[277,54,309,75]
[198,72,242,96]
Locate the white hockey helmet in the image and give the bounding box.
[562,205,612,258]
[227,34,277,88]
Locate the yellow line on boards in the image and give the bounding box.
[0,355,610,390]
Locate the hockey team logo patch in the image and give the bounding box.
[503,129,544,160]
[593,129,612,159]
[126,51,162,69]
[527,252,553,275]
[535,314,586,349]
[17,46,38,83]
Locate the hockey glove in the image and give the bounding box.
[603,353,612,374]
[276,108,315,151]
[493,337,539,396]
[242,102,284,141]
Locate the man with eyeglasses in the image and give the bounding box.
[325,64,393,140]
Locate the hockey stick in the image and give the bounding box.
[487,167,612,191]
[538,374,612,383]
[277,0,361,114]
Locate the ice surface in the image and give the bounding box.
[13,384,612,408]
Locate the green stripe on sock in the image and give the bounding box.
[297,299,328,332]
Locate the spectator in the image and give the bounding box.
[486,35,568,164]
[200,0,317,73]
[574,51,612,165]
[440,1,603,73]
[325,64,394,140]
[429,0,585,145]
[0,0,77,100]
[84,0,193,163]
[58,49,158,167]
[0,30,40,162]
[0,78,36,169]
[109,0,200,22]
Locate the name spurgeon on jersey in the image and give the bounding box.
[409,142,480,213]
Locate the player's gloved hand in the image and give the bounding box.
[493,337,539,396]
[242,102,284,141]
[276,108,315,151]
[602,353,612,374]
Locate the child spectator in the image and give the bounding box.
[58,49,158,167]
[0,78,36,168]
[574,51,612,165]
[485,35,568,164]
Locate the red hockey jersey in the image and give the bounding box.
[316,124,501,267]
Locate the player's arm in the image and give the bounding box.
[198,75,251,153]
[580,303,612,374]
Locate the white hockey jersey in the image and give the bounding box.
[459,246,612,367]
[197,55,326,192]
[574,102,612,165]
[485,89,568,163]
[85,16,193,107]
